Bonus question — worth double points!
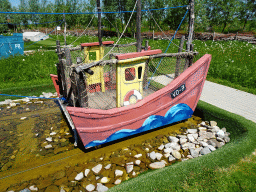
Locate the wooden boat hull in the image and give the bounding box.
[51,54,211,148]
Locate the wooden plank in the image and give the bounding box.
[81,41,114,47]
[116,49,162,60]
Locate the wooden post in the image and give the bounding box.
[153,30,154,40]
[175,35,185,78]
[184,0,194,69]
[145,40,149,51]
[63,10,67,46]
[97,0,102,46]
[213,31,215,41]
[56,40,67,98]
[136,0,142,52]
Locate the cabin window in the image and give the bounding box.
[138,66,142,79]
[125,67,136,81]
[89,52,96,60]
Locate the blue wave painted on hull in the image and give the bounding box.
[85,103,193,148]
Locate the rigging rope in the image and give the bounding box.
[0,6,188,15]
[100,0,138,62]
[147,8,189,88]
[69,15,95,47]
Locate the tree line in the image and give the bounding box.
[0,0,255,34]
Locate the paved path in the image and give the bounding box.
[200,81,256,123]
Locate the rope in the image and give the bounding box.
[0,6,188,15]
[69,15,95,47]
[147,8,189,88]
[145,1,188,51]
[24,20,64,49]
[0,20,63,26]
[100,0,138,62]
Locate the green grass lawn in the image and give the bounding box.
[108,100,256,191]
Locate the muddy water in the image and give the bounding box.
[0,99,201,191]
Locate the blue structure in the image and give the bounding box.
[0,33,24,59]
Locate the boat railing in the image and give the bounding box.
[56,40,198,110]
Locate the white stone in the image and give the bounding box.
[10,103,16,107]
[50,132,56,136]
[179,138,187,145]
[199,141,209,147]
[198,127,207,132]
[210,121,217,127]
[20,117,27,120]
[187,129,197,134]
[149,151,156,160]
[115,169,123,177]
[168,155,176,162]
[208,145,216,151]
[164,147,173,154]
[97,183,108,192]
[35,133,39,137]
[132,171,136,176]
[92,164,102,174]
[164,153,171,158]
[46,137,52,142]
[126,163,134,174]
[161,160,168,165]
[170,142,181,151]
[84,169,90,176]
[100,177,110,183]
[104,164,111,170]
[134,154,142,158]
[29,185,38,191]
[172,151,181,159]
[187,134,195,142]
[75,172,84,181]
[114,179,122,185]
[155,153,163,160]
[145,148,149,152]
[44,144,52,149]
[189,148,199,158]
[135,160,141,165]
[149,162,165,169]
[216,130,225,138]
[187,155,194,159]
[86,184,95,192]
[181,142,195,150]
[165,143,172,148]
[96,176,100,180]
[168,136,179,143]
[158,144,164,150]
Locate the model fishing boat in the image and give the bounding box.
[50,0,211,148]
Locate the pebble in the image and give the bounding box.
[168,136,179,143]
[187,129,197,134]
[97,183,109,192]
[149,151,156,160]
[134,154,142,158]
[172,151,181,159]
[115,170,123,177]
[149,161,165,169]
[46,137,53,142]
[44,144,52,149]
[168,155,176,162]
[100,177,110,183]
[114,179,122,185]
[190,148,199,158]
[104,164,111,170]
[158,144,164,150]
[92,164,102,174]
[135,160,141,165]
[200,147,211,155]
[126,163,134,173]
[20,117,27,120]
[75,172,84,181]
[86,184,95,192]
[29,185,38,191]
[216,130,225,138]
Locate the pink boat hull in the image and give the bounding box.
[51,54,211,148]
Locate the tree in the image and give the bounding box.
[238,0,256,31]
[0,0,12,33]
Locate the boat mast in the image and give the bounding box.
[97,0,102,46]
[187,0,194,54]
[136,0,142,52]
